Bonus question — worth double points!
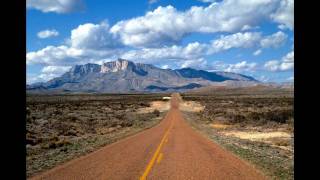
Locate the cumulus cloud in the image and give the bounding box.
[174,58,257,73]
[27,26,288,69]
[119,32,256,64]
[170,59,258,75]
[27,74,52,84]
[241,25,259,31]
[27,66,71,84]
[264,51,294,71]
[209,32,261,54]
[27,0,85,13]
[209,31,287,54]
[210,60,257,73]
[270,0,294,30]
[37,29,59,39]
[27,21,126,66]
[110,0,280,47]
[120,31,286,65]
[120,42,208,64]
[224,61,257,73]
[260,31,288,48]
[27,46,81,66]
[179,58,210,70]
[264,60,280,71]
[70,22,122,50]
[26,45,121,66]
[41,66,71,74]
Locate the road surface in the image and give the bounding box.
[30,93,266,180]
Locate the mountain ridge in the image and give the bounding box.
[27,58,259,93]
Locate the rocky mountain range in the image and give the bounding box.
[27,59,259,93]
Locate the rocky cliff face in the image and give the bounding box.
[101,59,132,73]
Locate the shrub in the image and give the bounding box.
[153,109,160,117]
[232,114,246,123]
[264,109,293,123]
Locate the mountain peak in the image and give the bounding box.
[101,58,134,73]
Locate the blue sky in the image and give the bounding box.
[26,0,294,84]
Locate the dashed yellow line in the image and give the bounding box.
[140,122,173,180]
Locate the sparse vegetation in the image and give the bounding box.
[26,94,169,177]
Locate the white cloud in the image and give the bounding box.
[180,58,209,69]
[209,60,257,73]
[161,64,170,69]
[260,31,287,48]
[28,73,59,84]
[209,32,261,53]
[27,66,71,84]
[264,51,294,71]
[278,24,287,30]
[27,46,80,66]
[26,45,121,66]
[70,21,122,50]
[270,0,294,30]
[264,60,280,71]
[224,61,257,73]
[257,75,270,82]
[253,49,262,56]
[119,32,262,64]
[120,42,208,64]
[209,31,287,54]
[287,76,294,81]
[27,21,126,66]
[27,0,85,13]
[41,66,71,74]
[241,25,259,31]
[110,0,281,47]
[27,74,47,84]
[120,31,278,64]
[37,29,59,39]
[282,50,294,63]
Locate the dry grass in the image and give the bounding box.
[210,123,231,130]
[179,101,204,112]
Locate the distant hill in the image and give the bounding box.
[27,58,259,93]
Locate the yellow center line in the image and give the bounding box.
[156,153,163,164]
[140,121,174,180]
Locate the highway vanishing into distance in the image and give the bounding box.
[30,93,266,180]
